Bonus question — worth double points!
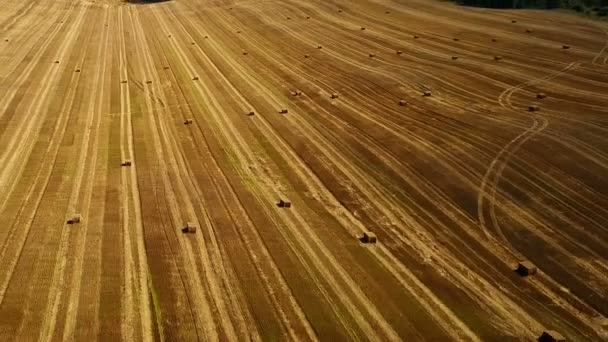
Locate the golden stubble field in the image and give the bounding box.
[1,0,607,340]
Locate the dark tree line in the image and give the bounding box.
[453,0,608,10]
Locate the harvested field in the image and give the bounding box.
[1,0,608,340]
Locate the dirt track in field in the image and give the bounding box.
[1,0,608,340]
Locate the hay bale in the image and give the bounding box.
[528,105,540,112]
[526,29,532,33]
[452,56,459,60]
[278,199,291,208]
[369,53,375,58]
[236,30,241,33]
[247,111,255,116]
[338,9,343,13]
[292,90,302,96]
[516,260,537,276]
[121,80,127,84]
[184,119,193,125]
[204,35,208,39]
[562,45,570,49]
[538,330,566,342]
[512,19,517,23]
[54,61,60,64]
[306,16,311,19]
[75,69,81,73]
[67,214,81,225]
[491,38,497,42]
[191,42,196,45]
[121,160,132,166]
[182,222,197,233]
[413,35,419,39]
[396,50,403,55]
[242,51,248,55]
[423,90,432,97]
[286,17,291,20]
[385,11,390,14]
[304,54,310,58]
[360,232,377,244]
[494,56,503,61]
[279,109,288,114]
[361,27,366,30]
[192,76,199,81]
[330,93,339,99]
[163,66,170,70]
[453,38,460,41]
[399,100,407,106]
[537,93,547,99]
[317,45,322,49]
